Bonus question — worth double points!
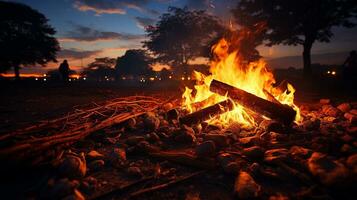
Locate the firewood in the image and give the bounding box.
[179,99,234,125]
[210,79,296,125]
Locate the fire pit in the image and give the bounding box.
[0,40,356,200]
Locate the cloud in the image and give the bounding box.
[73,0,162,16]
[58,48,102,59]
[134,16,156,29]
[59,24,145,42]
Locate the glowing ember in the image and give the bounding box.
[182,38,302,127]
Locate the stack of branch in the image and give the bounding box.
[0,95,169,165]
[180,79,297,126]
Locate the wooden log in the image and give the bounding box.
[179,100,234,125]
[209,79,296,125]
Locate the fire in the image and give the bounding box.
[182,38,301,127]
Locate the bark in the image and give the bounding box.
[14,65,20,80]
[303,39,313,77]
[209,79,296,125]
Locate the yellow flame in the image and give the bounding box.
[182,38,302,127]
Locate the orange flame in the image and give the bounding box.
[182,38,301,127]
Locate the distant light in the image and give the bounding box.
[106,78,109,81]
[43,78,47,81]
[83,77,86,80]
[169,76,172,79]
[331,71,336,75]
[149,77,155,81]
[43,74,47,77]
[69,79,72,82]
[122,76,126,80]
[35,78,38,81]
[187,77,191,80]
[181,77,185,80]
[327,71,331,74]
[105,76,108,79]
[159,78,162,81]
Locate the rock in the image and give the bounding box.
[217,153,240,174]
[242,146,264,160]
[203,133,229,147]
[346,154,357,175]
[264,148,289,163]
[195,140,216,157]
[146,132,160,143]
[58,152,86,179]
[350,109,357,115]
[239,136,260,147]
[234,171,261,199]
[46,178,80,199]
[302,118,320,131]
[88,160,105,171]
[62,189,85,200]
[307,152,348,186]
[268,194,289,200]
[223,162,240,174]
[289,146,312,159]
[322,105,341,117]
[127,166,142,177]
[162,103,174,111]
[344,112,357,125]
[144,113,160,131]
[319,99,331,105]
[173,125,196,144]
[167,109,179,121]
[80,176,97,194]
[340,144,356,154]
[125,136,146,146]
[108,148,126,167]
[86,150,104,160]
[259,119,284,133]
[341,134,354,143]
[337,103,351,113]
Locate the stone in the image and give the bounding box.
[125,136,146,146]
[350,109,357,115]
[108,148,126,167]
[341,134,354,143]
[144,113,160,131]
[173,125,196,144]
[307,152,348,186]
[167,109,179,121]
[46,178,80,199]
[346,154,357,175]
[337,103,351,113]
[58,152,86,179]
[340,144,356,154]
[162,102,174,111]
[319,99,331,105]
[242,146,264,160]
[239,136,260,147]
[195,140,216,157]
[344,113,357,125]
[80,176,97,194]
[88,160,105,171]
[203,133,229,147]
[302,118,320,131]
[127,166,142,177]
[86,150,104,160]
[264,148,289,163]
[289,146,312,160]
[322,105,341,118]
[234,171,261,199]
[259,119,284,133]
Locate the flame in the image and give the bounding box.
[182,38,301,127]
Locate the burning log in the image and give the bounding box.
[209,79,296,125]
[180,100,234,125]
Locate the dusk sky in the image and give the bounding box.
[6,0,357,74]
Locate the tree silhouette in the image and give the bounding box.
[0,1,60,79]
[82,57,116,81]
[143,7,225,73]
[115,49,153,78]
[232,0,357,76]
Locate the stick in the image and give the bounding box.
[210,79,296,125]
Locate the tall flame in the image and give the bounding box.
[182,38,301,127]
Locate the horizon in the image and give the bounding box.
[4,0,357,74]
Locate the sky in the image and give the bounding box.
[5,0,357,73]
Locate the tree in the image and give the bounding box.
[82,57,116,81]
[0,1,60,79]
[143,7,225,73]
[232,0,357,76]
[115,49,153,78]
